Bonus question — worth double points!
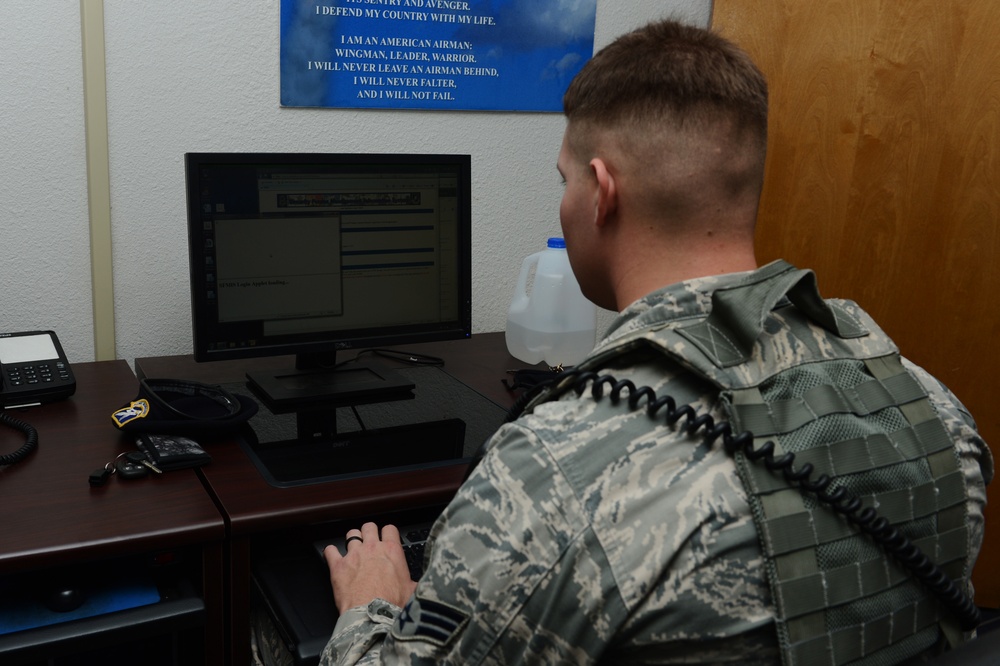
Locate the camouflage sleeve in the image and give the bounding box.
[320,420,619,665]
[320,599,399,665]
[397,420,621,664]
[902,359,993,576]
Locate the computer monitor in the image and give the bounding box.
[185,152,472,412]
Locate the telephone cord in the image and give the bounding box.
[502,368,980,631]
[0,410,40,466]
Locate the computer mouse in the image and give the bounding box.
[42,586,86,613]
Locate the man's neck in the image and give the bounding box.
[610,238,758,311]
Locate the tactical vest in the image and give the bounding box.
[541,260,974,666]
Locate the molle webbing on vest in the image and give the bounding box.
[725,355,968,666]
[579,261,972,663]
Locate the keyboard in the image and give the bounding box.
[313,521,435,580]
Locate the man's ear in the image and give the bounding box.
[590,157,617,226]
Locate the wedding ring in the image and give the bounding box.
[345,535,363,546]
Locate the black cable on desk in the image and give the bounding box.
[0,410,39,465]
[365,348,445,367]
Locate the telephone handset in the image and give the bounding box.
[0,330,76,408]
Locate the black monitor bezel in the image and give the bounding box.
[184,151,473,365]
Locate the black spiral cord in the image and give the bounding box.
[0,411,40,466]
[504,368,981,632]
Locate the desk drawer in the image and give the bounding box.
[0,557,204,666]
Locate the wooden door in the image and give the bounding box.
[712,1,1000,605]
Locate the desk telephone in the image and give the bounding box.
[0,330,76,407]
[1,331,74,466]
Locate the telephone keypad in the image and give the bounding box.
[0,330,77,406]
[5,363,71,386]
[6,368,23,386]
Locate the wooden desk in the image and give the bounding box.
[134,332,533,665]
[0,360,226,664]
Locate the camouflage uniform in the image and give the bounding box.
[320,260,991,665]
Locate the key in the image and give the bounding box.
[126,451,150,465]
[125,450,162,474]
[139,453,163,474]
[116,455,149,480]
[89,463,114,486]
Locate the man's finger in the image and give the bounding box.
[344,529,365,552]
[323,543,343,566]
[380,523,401,544]
[361,522,380,543]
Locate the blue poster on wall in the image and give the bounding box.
[280,0,597,112]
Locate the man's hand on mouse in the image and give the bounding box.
[324,521,418,614]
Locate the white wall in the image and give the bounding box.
[1,0,711,365]
[1,2,94,362]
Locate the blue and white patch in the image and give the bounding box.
[392,596,468,647]
[112,398,150,428]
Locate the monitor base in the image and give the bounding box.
[246,361,415,415]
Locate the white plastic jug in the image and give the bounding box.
[505,237,597,367]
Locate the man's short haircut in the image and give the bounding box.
[563,19,768,170]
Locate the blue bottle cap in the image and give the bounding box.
[547,237,566,249]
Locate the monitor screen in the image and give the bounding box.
[185,152,472,409]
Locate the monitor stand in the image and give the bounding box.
[240,353,467,482]
[245,350,416,427]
